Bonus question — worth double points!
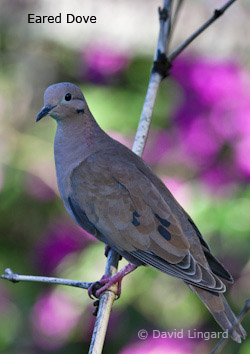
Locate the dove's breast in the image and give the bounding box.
[53,126,87,218]
[53,122,108,223]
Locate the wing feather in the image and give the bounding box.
[69,147,227,293]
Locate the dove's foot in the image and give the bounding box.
[88,263,138,299]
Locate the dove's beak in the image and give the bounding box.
[36,105,56,122]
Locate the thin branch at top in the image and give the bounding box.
[170,0,184,42]
[168,0,237,61]
[132,0,173,156]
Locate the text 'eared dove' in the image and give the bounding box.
[37,82,246,343]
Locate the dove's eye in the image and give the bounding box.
[64,93,72,101]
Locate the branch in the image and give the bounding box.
[88,250,120,354]
[171,0,184,37]
[168,0,237,61]
[211,299,250,354]
[132,0,173,156]
[1,268,91,289]
[132,0,237,158]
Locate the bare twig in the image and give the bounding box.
[171,0,184,34]
[131,0,237,158]
[132,0,173,156]
[211,299,250,354]
[88,250,120,354]
[168,0,237,61]
[1,268,91,289]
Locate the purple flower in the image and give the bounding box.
[82,45,129,84]
[33,220,95,275]
[171,56,250,185]
[172,57,245,105]
[235,136,250,179]
[31,291,80,350]
[119,336,199,354]
[178,118,222,167]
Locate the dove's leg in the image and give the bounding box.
[104,245,122,260]
[88,263,138,299]
[104,245,111,257]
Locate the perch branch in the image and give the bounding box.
[1,268,91,289]
[88,250,120,354]
[168,0,237,61]
[211,299,250,354]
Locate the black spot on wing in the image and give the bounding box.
[132,216,140,226]
[158,225,171,240]
[155,213,170,227]
[132,211,140,226]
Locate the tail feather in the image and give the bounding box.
[190,285,246,343]
[221,296,246,339]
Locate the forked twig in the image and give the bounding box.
[168,0,237,61]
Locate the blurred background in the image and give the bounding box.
[0,0,250,353]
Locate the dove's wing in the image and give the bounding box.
[69,145,225,292]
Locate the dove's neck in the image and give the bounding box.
[54,111,108,174]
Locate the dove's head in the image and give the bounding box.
[36,82,87,122]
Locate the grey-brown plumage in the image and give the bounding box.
[37,82,246,343]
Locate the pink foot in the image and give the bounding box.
[88,263,138,299]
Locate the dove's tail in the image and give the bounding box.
[189,285,246,343]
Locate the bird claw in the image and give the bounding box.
[88,281,104,299]
[88,263,137,300]
[92,300,100,316]
[88,274,122,299]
